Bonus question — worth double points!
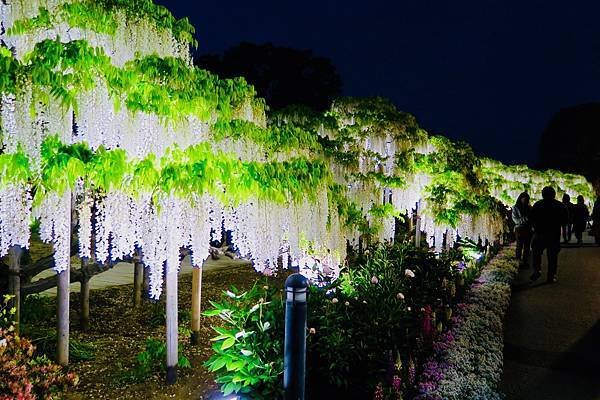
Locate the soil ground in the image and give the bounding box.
[20,264,287,400]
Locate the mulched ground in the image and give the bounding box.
[22,264,288,400]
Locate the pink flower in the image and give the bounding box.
[371,276,379,284]
[332,298,339,304]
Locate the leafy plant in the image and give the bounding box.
[122,338,191,382]
[0,327,78,399]
[25,328,96,362]
[204,283,285,399]
[0,295,16,331]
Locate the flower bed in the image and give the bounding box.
[415,247,518,400]
[204,240,505,399]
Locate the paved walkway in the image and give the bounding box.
[36,256,252,296]
[500,233,600,400]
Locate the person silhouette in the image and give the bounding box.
[530,186,568,283]
[561,193,574,243]
[592,195,600,245]
[572,195,590,245]
[512,192,532,268]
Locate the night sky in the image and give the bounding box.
[157,0,600,166]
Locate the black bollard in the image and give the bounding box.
[283,273,309,400]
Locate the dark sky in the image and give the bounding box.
[157,0,600,165]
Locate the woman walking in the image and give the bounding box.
[572,195,590,245]
[512,192,532,267]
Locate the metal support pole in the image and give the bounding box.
[415,216,422,248]
[284,274,308,400]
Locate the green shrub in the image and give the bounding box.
[123,338,191,381]
[203,283,285,399]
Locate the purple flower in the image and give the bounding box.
[392,375,402,393]
[373,383,385,400]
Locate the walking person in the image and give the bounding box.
[530,186,568,284]
[512,192,532,268]
[592,195,600,245]
[561,194,574,243]
[572,195,589,245]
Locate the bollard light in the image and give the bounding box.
[283,273,309,400]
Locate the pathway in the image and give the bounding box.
[35,256,252,296]
[500,233,600,400]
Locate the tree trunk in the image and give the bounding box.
[79,259,90,332]
[8,246,22,334]
[165,262,178,384]
[133,250,143,307]
[190,267,203,345]
[142,261,150,301]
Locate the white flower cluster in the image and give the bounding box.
[34,189,71,273]
[72,189,346,297]
[1,0,190,65]
[0,183,32,257]
[73,82,212,159]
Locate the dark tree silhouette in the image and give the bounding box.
[196,42,342,112]
[539,103,600,184]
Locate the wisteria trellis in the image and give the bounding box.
[0,0,594,301]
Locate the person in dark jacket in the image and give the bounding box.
[561,194,574,243]
[592,196,600,245]
[530,186,568,283]
[572,195,589,245]
[512,192,532,267]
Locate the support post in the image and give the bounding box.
[133,250,143,307]
[57,265,70,365]
[8,246,22,334]
[190,266,203,345]
[283,274,308,400]
[79,258,90,332]
[165,262,178,385]
[58,191,75,365]
[415,216,422,248]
